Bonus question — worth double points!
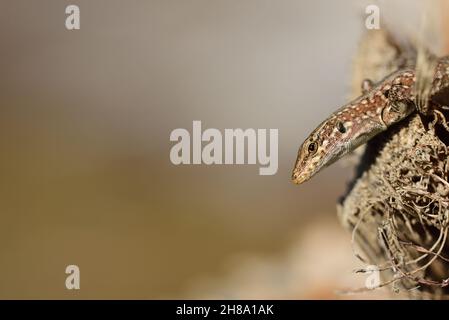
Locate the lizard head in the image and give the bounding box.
[292,118,352,185]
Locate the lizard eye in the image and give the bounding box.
[337,121,346,134]
[383,89,390,98]
[307,142,317,154]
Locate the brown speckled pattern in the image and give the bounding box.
[431,57,449,98]
[292,56,449,185]
[292,69,416,185]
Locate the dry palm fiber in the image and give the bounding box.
[338,28,449,298]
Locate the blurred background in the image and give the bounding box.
[0,0,445,299]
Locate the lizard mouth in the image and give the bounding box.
[291,169,312,185]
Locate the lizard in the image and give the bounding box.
[291,56,449,185]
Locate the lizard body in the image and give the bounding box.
[292,56,449,185]
[429,56,449,106]
[292,69,416,185]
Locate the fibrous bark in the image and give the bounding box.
[338,30,449,299]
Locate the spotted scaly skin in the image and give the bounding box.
[292,55,449,185]
[292,69,416,185]
[430,56,449,104]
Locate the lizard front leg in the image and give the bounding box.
[361,79,374,94]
